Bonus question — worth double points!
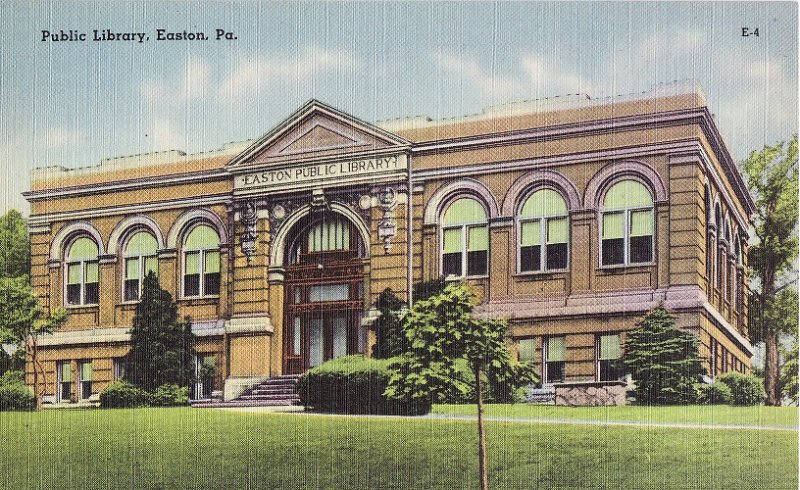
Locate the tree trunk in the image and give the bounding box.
[764,329,781,406]
[29,336,41,411]
[474,365,489,490]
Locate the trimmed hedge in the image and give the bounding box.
[298,355,431,415]
[99,381,152,408]
[0,382,35,411]
[694,382,733,405]
[717,373,766,406]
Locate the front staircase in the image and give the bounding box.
[191,374,301,408]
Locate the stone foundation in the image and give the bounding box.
[553,381,627,406]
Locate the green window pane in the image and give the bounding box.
[442,198,486,225]
[126,231,157,255]
[630,210,653,237]
[520,220,541,247]
[80,362,93,380]
[67,264,81,285]
[185,225,220,250]
[144,256,158,276]
[602,212,624,239]
[519,338,536,362]
[309,222,322,252]
[204,250,220,274]
[599,334,621,360]
[68,237,98,260]
[125,258,139,280]
[468,226,488,252]
[443,228,462,254]
[546,336,566,362]
[547,218,568,244]
[603,180,652,209]
[520,189,567,217]
[60,363,71,382]
[185,252,200,274]
[85,262,99,283]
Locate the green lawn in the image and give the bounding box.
[0,406,796,490]
[433,403,799,428]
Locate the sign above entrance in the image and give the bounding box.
[234,154,408,193]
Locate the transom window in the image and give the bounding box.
[518,189,569,272]
[65,237,99,306]
[123,231,158,301]
[182,225,220,298]
[601,180,654,266]
[441,197,489,278]
[308,219,350,252]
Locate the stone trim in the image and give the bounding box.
[166,208,229,248]
[583,160,668,209]
[422,178,499,225]
[501,169,582,215]
[49,221,106,261]
[107,215,166,255]
[224,316,274,335]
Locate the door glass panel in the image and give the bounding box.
[292,317,301,356]
[331,315,347,359]
[309,284,349,302]
[309,318,323,367]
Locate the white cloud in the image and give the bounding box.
[41,126,83,148]
[146,117,184,151]
[184,56,210,100]
[217,47,357,100]
[436,53,524,100]
[519,55,596,98]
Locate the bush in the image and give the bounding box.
[151,384,189,406]
[717,373,766,406]
[298,355,431,415]
[694,382,733,405]
[0,369,25,386]
[99,381,152,408]
[0,382,35,411]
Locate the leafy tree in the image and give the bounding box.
[412,277,448,302]
[742,136,798,405]
[779,334,798,405]
[622,306,703,405]
[0,210,31,279]
[0,277,67,409]
[126,273,195,391]
[371,288,407,359]
[385,282,534,490]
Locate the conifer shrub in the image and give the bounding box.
[694,382,733,405]
[717,373,766,406]
[297,355,431,415]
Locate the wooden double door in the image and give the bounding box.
[283,262,364,375]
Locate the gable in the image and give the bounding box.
[228,100,410,169]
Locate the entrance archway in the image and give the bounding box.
[281,211,367,374]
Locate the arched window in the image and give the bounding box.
[123,231,158,301]
[441,197,488,277]
[601,180,654,266]
[65,237,99,306]
[705,186,713,282]
[182,225,220,298]
[285,213,363,265]
[714,204,722,288]
[518,189,569,272]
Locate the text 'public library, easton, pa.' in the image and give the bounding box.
[24,82,753,403]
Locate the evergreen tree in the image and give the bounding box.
[126,273,195,391]
[0,209,30,279]
[371,288,407,359]
[622,306,703,405]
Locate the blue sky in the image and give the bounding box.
[1,1,797,214]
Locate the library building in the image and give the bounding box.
[24,83,754,405]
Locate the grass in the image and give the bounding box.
[0,406,796,490]
[433,403,799,428]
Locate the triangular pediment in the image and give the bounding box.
[228,100,410,169]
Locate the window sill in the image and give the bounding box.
[444,275,489,281]
[177,296,220,306]
[596,262,655,272]
[513,269,569,279]
[65,304,99,311]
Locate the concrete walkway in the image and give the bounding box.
[217,406,798,432]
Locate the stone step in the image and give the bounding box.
[251,387,297,395]
[192,399,299,408]
[238,393,301,402]
[256,378,300,387]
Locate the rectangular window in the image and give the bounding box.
[67,264,82,305]
[309,284,350,302]
[629,210,653,263]
[519,220,541,272]
[442,227,463,277]
[57,361,71,402]
[124,257,140,301]
[545,336,566,383]
[144,256,158,277]
[184,251,201,296]
[332,315,348,359]
[597,334,622,381]
[113,358,126,381]
[79,361,92,401]
[601,212,625,265]
[204,250,221,295]
[518,338,536,363]
[84,262,99,304]
[467,226,488,276]
[546,217,569,270]
[292,317,301,356]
